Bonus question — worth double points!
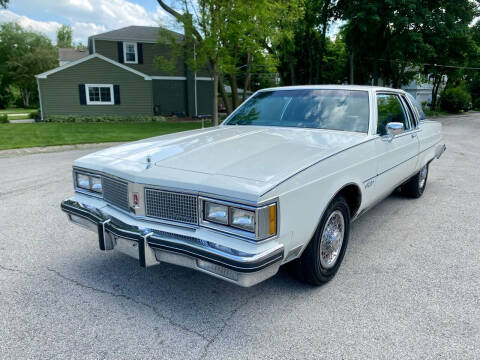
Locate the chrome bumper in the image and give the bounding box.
[60,197,284,287]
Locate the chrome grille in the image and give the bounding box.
[103,176,129,211]
[145,188,198,224]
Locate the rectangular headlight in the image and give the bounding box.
[204,202,228,225]
[90,176,102,193]
[76,173,90,190]
[230,207,255,232]
[75,171,103,195]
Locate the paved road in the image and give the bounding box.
[1,113,479,360]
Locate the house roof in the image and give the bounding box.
[36,53,152,80]
[90,25,183,43]
[58,48,89,62]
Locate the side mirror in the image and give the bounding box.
[383,122,404,142]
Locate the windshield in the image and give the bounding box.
[225,89,370,133]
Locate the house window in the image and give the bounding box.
[123,42,138,64]
[85,84,114,105]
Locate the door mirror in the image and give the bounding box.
[383,122,404,142]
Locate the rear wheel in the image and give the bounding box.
[293,196,350,285]
[401,164,429,198]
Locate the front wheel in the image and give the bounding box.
[401,164,429,198]
[293,196,350,285]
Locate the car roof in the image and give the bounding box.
[259,85,405,93]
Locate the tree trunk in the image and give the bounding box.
[242,53,251,102]
[212,63,219,126]
[289,56,296,85]
[230,73,240,109]
[431,74,442,110]
[21,88,30,108]
[218,74,232,115]
[315,0,331,84]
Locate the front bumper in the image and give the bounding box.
[60,195,284,287]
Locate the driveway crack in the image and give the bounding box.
[46,267,210,342]
[198,289,265,360]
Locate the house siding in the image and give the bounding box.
[152,79,187,115]
[197,80,214,115]
[95,40,186,77]
[39,57,153,118]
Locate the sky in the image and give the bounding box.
[0,0,173,44]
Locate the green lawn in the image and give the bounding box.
[0,121,211,150]
[0,108,36,114]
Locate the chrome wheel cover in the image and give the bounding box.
[419,166,428,189]
[319,210,345,269]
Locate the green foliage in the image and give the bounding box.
[0,114,8,123]
[473,98,480,111]
[0,0,8,8]
[29,110,39,119]
[439,86,472,113]
[0,23,58,108]
[45,115,167,123]
[57,25,73,48]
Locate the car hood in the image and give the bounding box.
[74,126,367,201]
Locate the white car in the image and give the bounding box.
[61,85,446,287]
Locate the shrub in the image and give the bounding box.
[473,98,480,111]
[439,87,472,113]
[0,114,8,124]
[46,115,167,123]
[29,110,39,119]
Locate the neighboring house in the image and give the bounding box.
[36,26,213,120]
[402,80,435,105]
[58,48,89,66]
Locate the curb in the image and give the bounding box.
[0,142,124,158]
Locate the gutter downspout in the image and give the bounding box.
[36,76,44,121]
[194,43,198,118]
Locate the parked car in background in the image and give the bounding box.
[61,85,446,287]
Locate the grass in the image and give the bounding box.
[0,108,36,115]
[0,121,211,150]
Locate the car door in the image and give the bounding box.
[373,92,420,200]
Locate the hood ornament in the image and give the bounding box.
[146,155,152,169]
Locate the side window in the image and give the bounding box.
[401,95,418,128]
[376,94,409,135]
[405,93,426,120]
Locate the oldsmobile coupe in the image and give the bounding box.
[61,85,446,287]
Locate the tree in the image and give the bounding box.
[156,0,282,123]
[0,0,9,9]
[57,25,73,48]
[420,0,478,108]
[0,23,57,108]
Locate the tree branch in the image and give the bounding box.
[156,0,204,42]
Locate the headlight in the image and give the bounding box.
[90,176,102,193]
[75,171,103,195]
[230,207,255,232]
[204,202,228,224]
[202,199,277,241]
[76,173,90,190]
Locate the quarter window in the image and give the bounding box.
[376,94,409,135]
[124,42,138,63]
[85,84,114,105]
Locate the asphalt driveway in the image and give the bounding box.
[0,113,479,359]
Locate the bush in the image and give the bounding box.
[46,115,167,123]
[473,98,480,111]
[0,114,8,124]
[29,110,39,119]
[439,87,472,113]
